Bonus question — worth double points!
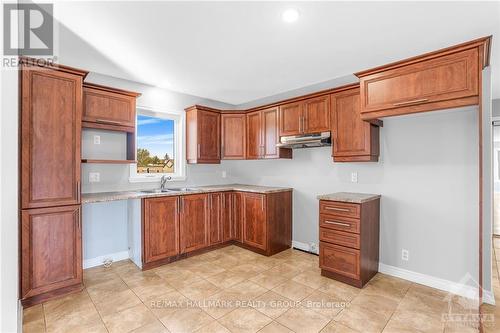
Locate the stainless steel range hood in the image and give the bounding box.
[276,131,331,149]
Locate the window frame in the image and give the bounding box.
[129,106,186,183]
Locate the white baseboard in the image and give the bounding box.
[379,263,495,305]
[83,251,130,269]
[292,240,319,254]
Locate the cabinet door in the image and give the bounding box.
[143,197,179,264]
[279,101,303,136]
[198,110,221,163]
[359,48,479,118]
[209,193,223,245]
[303,95,330,133]
[242,193,267,250]
[246,111,262,159]
[21,205,82,299]
[83,85,136,128]
[221,114,246,159]
[331,88,379,162]
[262,107,281,159]
[180,194,209,253]
[21,66,82,209]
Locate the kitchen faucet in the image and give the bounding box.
[160,175,172,190]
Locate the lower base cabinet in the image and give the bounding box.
[21,205,82,306]
[319,198,380,288]
[142,190,292,269]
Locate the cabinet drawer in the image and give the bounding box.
[359,47,479,117]
[320,242,360,280]
[320,228,360,249]
[320,201,360,218]
[319,214,360,234]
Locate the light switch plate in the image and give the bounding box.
[93,135,101,145]
[222,171,227,178]
[89,172,100,183]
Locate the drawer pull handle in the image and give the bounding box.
[325,220,351,227]
[325,207,350,212]
[393,98,429,106]
[95,119,123,125]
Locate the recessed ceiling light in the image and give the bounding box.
[282,8,299,23]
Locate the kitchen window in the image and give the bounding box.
[129,108,185,182]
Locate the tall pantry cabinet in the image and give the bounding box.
[19,58,88,306]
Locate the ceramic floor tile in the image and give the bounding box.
[167,274,205,290]
[132,279,176,302]
[94,289,143,316]
[200,290,241,319]
[258,321,294,333]
[23,319,46,333]
[397,288,448,316]
[43,291,96,325]
[188,262,227,277]
[302,290,346,319]
[158,305,214,333]
[335,304,391,333]
[272,280,315,301]
[178,279,221,301]
[102,303,157,333]
[276,306,330,333]
[265,263,303,279]
[320,322,360,333]
[86,278,130,304]
[225,280,268,300]
[292,271,334,290]
[249,270,291,289]
[383,308,444,333]
[121,270,164,288]
[350,291,400,317]
[218,307,272,333]
[195,321,231,333]
[23,304,45,323]
[316,280,360,302]
[45,302,104,333]
[251,291,296,319]
[83,267,121,288]
[144,290,189,318]
[230,263,269,277]
[130,320,169,333]
[205,270,248,289]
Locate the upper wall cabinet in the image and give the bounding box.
[185,106,221,164]
[355,37,491,120]
[221,113,246,160]
[83,83,141,130]
[20,59,87,209]
[279,95,330,136]
[331,86,380,162]
[246,108,292,160]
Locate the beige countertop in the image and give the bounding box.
[317,192,381,204]
[82,184,293,204]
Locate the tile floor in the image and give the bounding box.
[22,245,499,333]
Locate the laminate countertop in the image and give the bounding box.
[317,192,381,204]
[82,184,293,204]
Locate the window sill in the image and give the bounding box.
[129,175,187,183]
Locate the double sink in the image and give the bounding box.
[140,187,198,194]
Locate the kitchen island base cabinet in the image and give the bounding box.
[319,197,380,288]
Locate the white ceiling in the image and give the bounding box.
[53,1,500,105]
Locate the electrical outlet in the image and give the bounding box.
[93,135,101,145]
[222,171,227,178]
[351,172,358,183]
[402,249,409,261]
[309,242,318,253]
[89,172,100,183]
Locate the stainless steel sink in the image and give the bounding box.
[140,189,170,194]
[140,187,197,194]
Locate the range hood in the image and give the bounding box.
[276,131,331,149]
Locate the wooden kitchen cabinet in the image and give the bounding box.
[142,196,180,264]
[246,108,292,160]
[331,86,380,162]
[223,192,242,242]
[355,37,490,120]
[241,193,267,251]
[319,197,380,288]
[209,193,224,245]
[239,191,292,255]
[279,95,330,136]
[82,83,140,130]
[186,106,221,164]
[179,194,209,253]
[221,113,246,159]
[21,205,82,305]
[20,60,86,209]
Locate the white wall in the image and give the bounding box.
[0,51,20,333]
